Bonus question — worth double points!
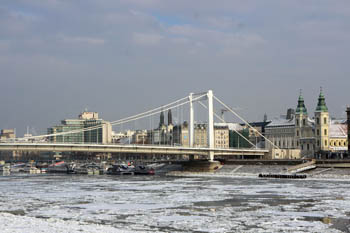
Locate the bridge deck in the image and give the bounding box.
[0,143,268,156]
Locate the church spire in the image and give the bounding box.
[159,111,164,127]
[315,87,328,112]
[296,90,307,114]
[168,109,172,125]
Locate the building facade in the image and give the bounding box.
[214,125,229,148]
[48,112,112,144]
[0,129,16,140]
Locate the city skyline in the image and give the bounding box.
[1,1,350,136]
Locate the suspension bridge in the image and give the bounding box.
[0,90,274,161]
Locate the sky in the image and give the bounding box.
[1,0,350,136]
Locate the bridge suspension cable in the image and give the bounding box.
[197,100,257,148]
[213,95,279,150]
[14,94,207,141]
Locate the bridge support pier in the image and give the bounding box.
[209,151,214,162]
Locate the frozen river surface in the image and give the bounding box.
[0,174,350,232]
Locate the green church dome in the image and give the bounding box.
[296,92,307,114]
[315,89,328,112]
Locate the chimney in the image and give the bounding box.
[347,106,350,156]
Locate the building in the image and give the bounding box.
[347,107,350,155]
[329,120,347,155]
[265,90,348,159]
[224,123,251,148]
[240,120,271,148]
[229,128,251,148]
[48,112,112,144]
[173,122,230,148]
[173,121,189,146]
[194,123,208,147]
[149,110,175,145]
[111,130,135,144]
[0,129,16,140]
[265,110,301,159]
[214,125,229,148]
[132,130,148,144]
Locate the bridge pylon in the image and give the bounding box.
[189,92,194,148]
[208,90,214,161]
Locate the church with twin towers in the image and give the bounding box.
[265,89,348,159]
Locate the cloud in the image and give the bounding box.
[60,35,105,45]
[167,24,265,54]
[132,32,163,46]
[1,0,350,135]
[0,7,40,36]
[0,40,10,51]
[202,17,243,30]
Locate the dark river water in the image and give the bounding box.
[0,174,350,232]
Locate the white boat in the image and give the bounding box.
[23,165,41,174]
[10,163,26,172]
[0,164,11,173]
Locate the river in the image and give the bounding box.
[0,174,349,232]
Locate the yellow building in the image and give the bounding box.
[329,121,348,154]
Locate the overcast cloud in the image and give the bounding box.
[1,0,350,136]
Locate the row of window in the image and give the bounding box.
[296,119,307,126]
[301,143,314,151]
[273,139,296,148]
[270,137,348,150]
[216,140,227,144]
[296,117,328,126]
[316,129,327,136]
[297,128,328,137]
[316,139,328,147]
[330,140,348,147]
[316,117,328,125]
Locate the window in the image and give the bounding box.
[316,118,320,125]
[303,119,306,126]
[324,129,327,136]
[317,140,320,146]
[301,145,304,150]
[324,117,327,124]
[296,130,299,136]
[325,140,328,146]
[296,119,299,126]
[307,144,310,150]
[317,129,320,136]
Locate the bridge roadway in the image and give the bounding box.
[0,142,268,157]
